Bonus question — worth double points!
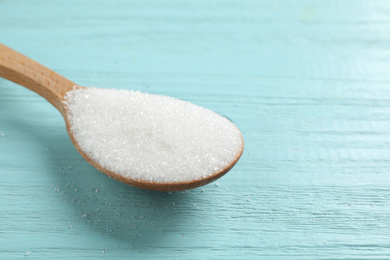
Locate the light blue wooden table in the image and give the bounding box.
[2,0,390,259]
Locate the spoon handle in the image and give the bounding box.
[0,43,76,115]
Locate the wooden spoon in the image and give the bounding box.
[0,44,244,191]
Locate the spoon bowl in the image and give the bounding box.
[0,44,244,191]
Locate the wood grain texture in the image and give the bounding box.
[2,0,390,259]
[0,44,76,115]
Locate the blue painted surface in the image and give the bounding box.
[2,0,390,259]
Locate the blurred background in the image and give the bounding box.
[1,0,390,259]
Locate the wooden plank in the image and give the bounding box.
[1,0,390,258]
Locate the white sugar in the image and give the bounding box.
[63,87,243,183]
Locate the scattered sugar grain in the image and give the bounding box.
[64,87,243,183]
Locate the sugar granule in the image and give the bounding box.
[63,87,243,183]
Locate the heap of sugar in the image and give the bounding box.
[63,87,243,183]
